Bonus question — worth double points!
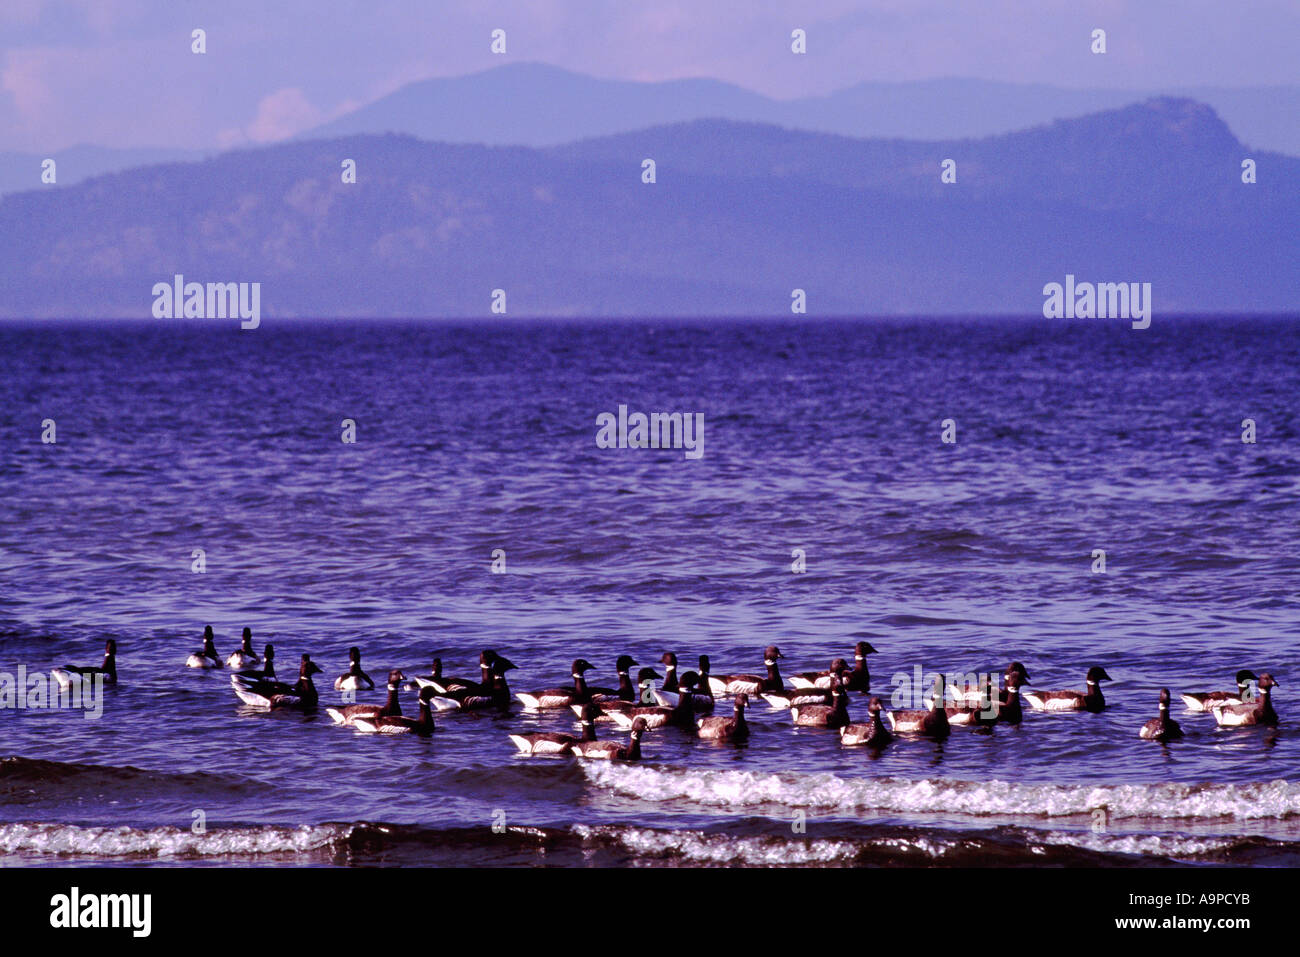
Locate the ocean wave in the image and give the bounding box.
[0,822,351,858]
[582,764,1300,822]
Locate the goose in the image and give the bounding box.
[570,717,648,761]
[326,669,404,726]
[583,655,638,702]
[1181,671,1258,713]
[429,650,501,695]
[225,628,261,670]
[1139,688,1184,742]
[406,658,444,691]
[887,677,950,739]
[579,668,662,721]
[1212,673,1279,727]
[764,660,848,709]
[1022,667,1111,713]
[608,672,699,730]
[509,703,600,755]
[791,642,877,691]
[428,656,516,711]
[354,688,437,736]
[707,646,785,697]
[230,644,276,683]
[231,654,322,710]
[697,692,750,742]
[790,680,851,728]
[840,697,892,747]
[52,640,118,690]
[654,655,715,713]
[946,665,1030,727]
[995,664,1031,725]
[659,652,679,694]
[333,647,375,692]
[185,626,223,668]
[515,659,598,711]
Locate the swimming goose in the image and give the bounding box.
[430,650,500,695]
[608,672,699,730]
[509,703,600,755]
[583,655,638,702]
[570,717,648,761]
[1181,671,1258,713]
[1139,688,1184,742]
[790,680,851,728]
[791,643,877,690]
[185,626,223,668]
[995,664,1031,725]
[1212,673,1279,727]
[579,668,662,721]
[354,687,437,736]
[326,669,404,726]
[52,639,118,690]
[1022,667,1111,713]
[840,697,892,747]
[697,692,750,742]
[707,646,785,697]
[764,660,848,709]
[516,659,598,711]
[334,647,375,692]
[225,628,261,670]
[231,654,322,710]
[405,658,443,691]
[659,652,679,693]
[429,656,516,711]
[887,677,950,739]
[231,644,276,683]
[654,655,715,713]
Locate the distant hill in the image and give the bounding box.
[302,63,1300,156]
[0,145,210,199]
[1,98,1295,318]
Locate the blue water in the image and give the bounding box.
[1,316,1297,866]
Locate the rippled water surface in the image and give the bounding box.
[1,317,1297,866]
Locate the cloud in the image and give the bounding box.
[218,87,324,147]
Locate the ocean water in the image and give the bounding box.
[0,316,1297,867]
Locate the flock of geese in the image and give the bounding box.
[49,627,1282,759]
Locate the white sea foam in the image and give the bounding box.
[582,764,1300,822]
[0,822,350,857]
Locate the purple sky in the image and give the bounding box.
[3,0,1297,151]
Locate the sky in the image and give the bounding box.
[2,0,1297,151]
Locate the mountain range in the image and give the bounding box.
[2,64,1296,200]
[1,96,1295,319]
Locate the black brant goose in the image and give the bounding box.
[697,692,750,742]
[570,716,648,761]
[334,646,375,691]
[516,658,598,711]
[509,703,600,754]
[225,627,261,670]
[231,654,322,710]
[52,639,118,689]
[1139,688,1184,742]
[1023,666,1111,712]
[840,697,892,747]
[1213,673,1279,727]
[354,687,438,736]
[1181,670,1258,713]
[707,646,785,697]
[326,669,404,726]
[186,626,223,668]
